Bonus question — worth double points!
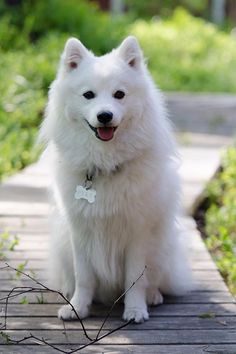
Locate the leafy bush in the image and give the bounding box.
[0,1,127,180]
[130,8,236,92]
[0,0,127,54]
[126,0,208,18]
[0,47,54,179]
[204,147,236,295]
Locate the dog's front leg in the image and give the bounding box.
[58,238,95,321]
[123,241,149,323]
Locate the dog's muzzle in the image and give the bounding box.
[86,120,117,141]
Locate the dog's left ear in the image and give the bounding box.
[117,36,143,69]
[63,37,91,70]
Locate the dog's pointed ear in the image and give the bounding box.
[117,36,143,69]
[63,37,90,70]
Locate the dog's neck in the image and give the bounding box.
[86,163,123,181]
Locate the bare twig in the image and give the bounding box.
[0,262,146,353]
[2,286,44,330]
[95,265,147,339]
[8,333,70,353]
[5,319,133,354]
[0,265,9,271]
[2,263,91,341]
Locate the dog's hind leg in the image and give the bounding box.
[146,286,163,306]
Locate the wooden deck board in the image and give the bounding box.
[1,303,236,317]
[2,316,236,330]
[1,344,236,354]
[2,328,236,345]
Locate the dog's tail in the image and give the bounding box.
[159,222,193,296]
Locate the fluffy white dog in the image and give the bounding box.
[40,36,191,323]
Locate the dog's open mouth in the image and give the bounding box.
[86,121,117,141]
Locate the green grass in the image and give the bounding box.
[203,147,236,295]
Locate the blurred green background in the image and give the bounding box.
[1,0,236,180]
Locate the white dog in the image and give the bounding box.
[40,36,191,323]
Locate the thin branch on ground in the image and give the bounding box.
[1,262,91,341]
[95,265,147,340]
[0,262,146,353]
[0,265,9,271]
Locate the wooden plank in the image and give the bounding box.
[2,250,217,262]
[1,303,236,317]
[0,216,49,233]
[1,259,219,272]
[2,259,220,271]
[0,260,46,270]
[0,279,230,292]
[0,344,236,354]
[2,250,48,259]
[189,260,218,270]
[0,269,224,281]
[5,241,49,252]
[1,290,234,304]
[193,281,229,292]
[1,328,236,345]
[3,316,236,330]
[0,185,47,202]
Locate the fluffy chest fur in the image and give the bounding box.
[51,154,162,295]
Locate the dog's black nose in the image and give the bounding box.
[97,111,113,124]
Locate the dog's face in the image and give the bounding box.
[58,36,146,142]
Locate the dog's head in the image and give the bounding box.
[56,36,147,142]
[40,36,168,171]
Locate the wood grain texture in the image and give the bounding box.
[0,344,236,354]
[2,329,236,345]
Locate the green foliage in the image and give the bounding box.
[20,296,29,305]
[0,0,128,180]
[0,0,127,54]
[1,3,236,181]
[198,312,216,319]
[15,261,28,279]
[126,0,208,18]
[0,232,19,259]
[204,147,236,295]
[0,331,11,343]
[36,293,46,304]
[131,8,236,92]
[0,48,45,180]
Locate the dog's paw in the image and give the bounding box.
[147,288,163,306]
[58,304,89,321]
[123,307,149,323]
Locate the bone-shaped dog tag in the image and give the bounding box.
[74,185,96,203]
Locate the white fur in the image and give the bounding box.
[40,36,191,323]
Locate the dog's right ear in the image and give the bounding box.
[63,38,90,70]
[116,36,143,69]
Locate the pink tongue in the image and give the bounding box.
[97,127,114,141]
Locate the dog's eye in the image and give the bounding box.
[114,90,125,99]
[83,91,95,100]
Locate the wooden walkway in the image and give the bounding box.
[1,94,236,353]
